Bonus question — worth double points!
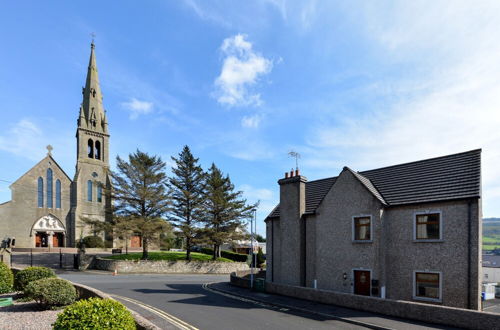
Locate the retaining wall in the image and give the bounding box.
[265,281,500,330]
[93,257,249,274]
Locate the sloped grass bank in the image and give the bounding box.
[104,251,233,262]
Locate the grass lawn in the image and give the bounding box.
[104,251,233,262]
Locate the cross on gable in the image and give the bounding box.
[46,145,53,156]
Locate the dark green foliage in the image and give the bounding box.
[15,266,55,291]
[105,251,232,262]
[168,146,205,261]
[201,163,257,259]
[200,248,248,262]
[82,236,105,248]
[24,278,76,308]
[53,297,136,330]
[255,234,266,242]
[256,247,265,268]
[0,262,13,293]
[112,149,171,260]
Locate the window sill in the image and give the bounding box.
[413,296,442,303]
[352,240,373,244]
[413,239,444,243]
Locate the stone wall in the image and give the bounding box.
[93,257,249,274]
[265,281,500,330]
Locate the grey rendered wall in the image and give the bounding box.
[0,156,72,248]
[384,199,481,309]
[314,169,383,294]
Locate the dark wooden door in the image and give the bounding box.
[130,235,142,248]
[35,234,42,247]
[354,270,371,296]
[53,233,64,247]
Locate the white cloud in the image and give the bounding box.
[121,98,154,119]
[214,34,273,107]
[0,120,46,161]
[239,184,276,216]
[303,1,500,216]
[241,114,262,128]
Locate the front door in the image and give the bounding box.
[35,232,48,247]
[53,233,64,247]
[130,235,142,248]
[354,270,371,296]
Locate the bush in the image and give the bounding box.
[200,248,248,262]
[53,297,136,330]
[15,266,55,291]
[24,278,76,308]
[82,236,105,248]
[0,262,13,293]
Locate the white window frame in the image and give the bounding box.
[413,210,443,242]
[413,270,442,302]
[352,268,372,296]
[352,215,373,243]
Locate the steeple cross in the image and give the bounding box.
[46,145,53,156]
[90,32,96,43]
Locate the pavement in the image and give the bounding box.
[58,271,459,330]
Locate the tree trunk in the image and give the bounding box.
[218,245,222,258]
[212,244,217,260]
[142,237,148,260]
[125,236,128,255]
[186,237,191,261]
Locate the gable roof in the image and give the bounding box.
[266,149,481,219]
[10,154,72,187]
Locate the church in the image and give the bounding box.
[0,42,112,248]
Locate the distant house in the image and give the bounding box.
[265,150,482,310]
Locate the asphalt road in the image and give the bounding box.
[59,272,453,330]
[60,272,377,330]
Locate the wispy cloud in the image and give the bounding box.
[0,120,45,161]
[241,114,262,128]
[121,98,154,120]
[214,34,273,107]
[239,183,277,216]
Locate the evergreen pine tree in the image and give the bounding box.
[202,163,257,260]
[111,149,170,260]
[168,146,205,261]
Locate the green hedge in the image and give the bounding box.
[53,297,136,330]
[0,262,13,293]
[82,236,105,248]
[200,248,248,262]
[25,278,76,308]
[15,266,55,291]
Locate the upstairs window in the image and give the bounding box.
[415,213,441,240]
[97,184,102,203]
[46,168,53,208]
[56,179,61,209]
[414,271,441,301]
[37,177,44,207]
[87,180,93,202]
[353,216,372,241]
[95,140,101,160]
[87,139,94,158]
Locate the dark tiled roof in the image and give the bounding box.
[266,149,481,219]
[483,255,500,268]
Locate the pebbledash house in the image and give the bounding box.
[265,150,482,310]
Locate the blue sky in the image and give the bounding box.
[1,1,500,235]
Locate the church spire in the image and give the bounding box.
[79,41,107,133]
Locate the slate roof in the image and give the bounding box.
[267,149,481,219]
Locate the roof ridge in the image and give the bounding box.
[360,149,481,174]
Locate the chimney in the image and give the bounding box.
[278,171,307,220]
[289,169,294,177]
[285,172,289,179]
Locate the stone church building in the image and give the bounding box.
[0,42,112,248]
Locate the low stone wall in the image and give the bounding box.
[93,257,249,274]
[266,281,500,330]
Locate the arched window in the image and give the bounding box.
[37,177,44,207]
[97,184,102,203]
[56,179,61,209]
[87,139,94,158]
[95,140,101,160]
[87,180,93,202]
[46,168,53,208]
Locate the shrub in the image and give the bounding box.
[53,297,136,330]
[24,278,76,308]
[15,266,55,291]
[200,248,248,262]
[82,236,105,248]
[0,262,13,293]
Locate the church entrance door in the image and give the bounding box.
[131,235,142,248]
[53,233,64,247]
[35,232,49,247]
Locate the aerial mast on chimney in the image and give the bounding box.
[288,150,301,176]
